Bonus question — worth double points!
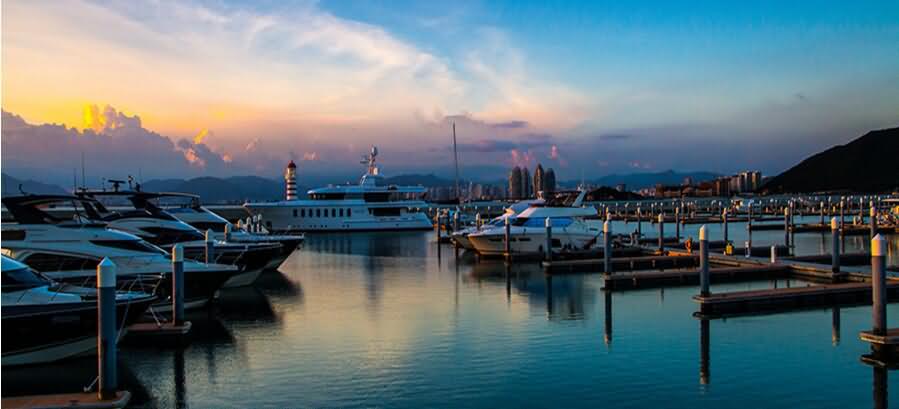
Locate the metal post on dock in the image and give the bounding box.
[453,208,460,233]
[871,234,886,336]
[722,208,729,245]
[783,207,790,250]
[747,203,753,248]
[475,213,482,229]
[839,198,845,231]
[675,206,680,242]
[820,201,825,225]
[636,207,642,238]
[831,217,840,276]
[436,213,442,258]
[504,216,511,260]
[224,223,231,242]
[544,217,552,263]
[172,244,185,325]
[205,229,215,264]
[870,206,877,241]
[604,220,612,274]
[770,245,777,264]
[657,213,664,253]
[699,225,709,296]
[97,258,117,400]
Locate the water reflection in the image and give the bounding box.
[700,318,710,386]
[831,307,841,346]
[303,232,429,258]
[873,366,888,409]
[604,290,612,346]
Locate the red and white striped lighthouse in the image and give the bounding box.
[285,160,297,200]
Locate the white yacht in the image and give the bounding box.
[245,147,433,232]
[450,199,544,250]
[467,191,601,256]
[1,195,238,310]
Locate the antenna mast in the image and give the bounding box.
[452,122,460,203]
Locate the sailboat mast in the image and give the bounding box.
[453,122,460,202]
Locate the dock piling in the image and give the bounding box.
[871,234,887,336]
[783,207,790,250]
[604,220,612,274]
[544,217,552,263]
[504,216,511,260]
[97,258,118,400]
[699,225,709,296]
[722,208,729,246]
[637,207,642,238]
[204,229,214,264]
[831,217,840,276]
[657,213,664,253]
[224,223,231,242]
[870,206,878,241]
[172,244,185,326]
[770,245,777,264]
[675,206,680,242]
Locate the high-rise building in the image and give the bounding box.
[545,168,556,194]
[533,164,545,196]
[509,166,522,199]
[521,167,531,198]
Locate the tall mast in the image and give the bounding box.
[453,122,460,202]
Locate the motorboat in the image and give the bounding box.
[245,146,433,232]
[1,195,237,310]
[150,192,303,271]
[467,191,600,256]
[450,199,544,250]
[75,188,282,287]
[2,255,156,366]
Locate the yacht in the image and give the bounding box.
[245,146,433,232]
[467,191,601,256]
[1,195,237,310]
[2,255,156,366]
[152,192,303,271]
[75,188,282,287]
[450,199,543,250]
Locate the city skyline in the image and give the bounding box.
[3,0,898,186]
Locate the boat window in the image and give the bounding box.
[514,217,573,227]
[339,208,344,217]
[190,222,228,233]
[347,208,352,217]
[300,209,306,218]
[363,192,391,203]
[23,253,100,272]
[2,267,50,292]
[3,230,26,240]
[371,208,401,217]
[316,209,321,218]
[90,240,167,254]
[293,209,298,218]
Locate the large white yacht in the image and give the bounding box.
[467,191,601,256]
[245,147,433,232]
[450,199,544,250]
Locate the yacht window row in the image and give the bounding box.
[291,208,352,218]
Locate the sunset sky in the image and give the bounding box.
[2,0,898,186]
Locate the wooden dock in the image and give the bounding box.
[603,264,788,290]
[2,392,130,409]
[693,281,899,318]
[543,254,698,274]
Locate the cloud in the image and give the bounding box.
[302,152,319,161]
[194,128,211,145]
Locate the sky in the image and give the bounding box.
[2,0,898,187]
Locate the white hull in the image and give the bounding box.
[245,203,432,232]
[468,230,599,256]
[450,230,476,250]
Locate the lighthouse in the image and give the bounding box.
[285,160,297,200]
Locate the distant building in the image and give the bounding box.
[521,167,531,199]
[545,168,556,194]
[509,167,523,199]
[533,164,545,196]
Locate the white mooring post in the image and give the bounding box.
[871,235,887,336]
[699,225,710,296]
[544,217,553,263]
[604,220,612,274]
[831,217,840,276]
[97,258,118,400]
[172,244,185,326]
[205,229,215,264]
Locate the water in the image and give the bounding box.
[3,226,898,408]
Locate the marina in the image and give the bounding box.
[2,189,899,407]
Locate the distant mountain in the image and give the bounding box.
[585,186,645,201]
[1,173,69,197]
[139,176,299,203]
[570,170,719,191]
[762,127,899,194]
[383,174,455,187]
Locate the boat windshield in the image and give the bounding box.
[2,267,50,292]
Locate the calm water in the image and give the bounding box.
[4,221,898,408]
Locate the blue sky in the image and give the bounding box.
[2,0,898,185]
